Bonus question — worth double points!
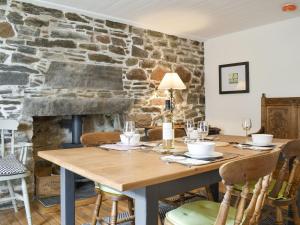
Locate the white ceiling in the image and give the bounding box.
[30,0,300,40]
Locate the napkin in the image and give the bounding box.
[161,155,210,166]
[100,144,140,151]
[234,144,275,151]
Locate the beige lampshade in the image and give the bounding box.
[158,73,186,90]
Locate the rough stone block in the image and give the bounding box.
[127,68,147,80]
[79,43,99,51]
[125,58,138,66]
[65,12,88,23]
[27,38,76,48]
[0,0,7,5]
[0,72,29,85]
[106,20,127,30]
[45,61,123,90]
[22,2,63,18]
[22,97,133,116]
[96,35,110,44]
[0,22,15,38]
[111,37,126,47]
[109,45,125,55]
[12,53,39,64]
[0,64,39,74]
[7,11,24,25]
[24,17,49,27]
[132,36,143,45]
[175,65,192,83]
[51,30,90,41]
[132,46,148,58]
[15,25,40,37]
[17,46,37,55]
[0,52,8,63]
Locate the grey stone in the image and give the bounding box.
[4,106,17,110]
[132,37,143,45]
[15,25,40,37]
[45,61,123,90]
[151,50,161,59]
[51,30,89,41]
[7,11,23,25]
[22,97,133,116]
[0,64,39,74]
[0,0,6,5]
[94,19,104,24]
[12,53,39,64]
[0,100,21,105]
[0,52,8,63]
[65,12,88,23]
[0,9,5,20]
[0,89,12,94]
[94,28,108,33]
[6,39,25,46]
[0,72,29,85]
[131,27,144,37]
[27,38,76,48]
[111,32,127,38]
[106,20,127,30]
[17,46,37,55]
[22,2,63,18]
[132,46,148,58]
[180,57,199,65]
[109,45,125,55]
[24,17,49,27]
[111,37,126,47]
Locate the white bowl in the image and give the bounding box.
[120,134,140,145]
[187,142,215,156]
[251,134,273,146]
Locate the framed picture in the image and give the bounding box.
[219,61,249,94]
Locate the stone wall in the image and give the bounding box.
[0,0,205,197]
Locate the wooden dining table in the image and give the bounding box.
[38,135,289,225]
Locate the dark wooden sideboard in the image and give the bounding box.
[261,93,300,139]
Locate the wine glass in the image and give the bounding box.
[185,119,194,141]
[197,121,209,141]
[242,118,252,137]
[124,121,135,145]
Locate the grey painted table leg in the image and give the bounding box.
[134,187,159,225]
[61,168,75,225]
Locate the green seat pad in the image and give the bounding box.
[95,182,122,195]
[166,200,236,225]
[234,179,287,199]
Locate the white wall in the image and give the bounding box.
[205,17,300,135]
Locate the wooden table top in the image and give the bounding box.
[38,135,289,192]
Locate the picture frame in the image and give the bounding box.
[219,61,249,94]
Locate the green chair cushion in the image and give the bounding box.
[95,182,122,195]
[166,200,236,225]
[234,179,287,199]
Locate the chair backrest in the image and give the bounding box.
[147,127,186,141]
[80,131,121,146]
[215,148,281,225]
[0,119,19,158]
[269,139,300,200]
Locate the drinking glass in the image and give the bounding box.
[242,118,252,137]
[185,119,194,141]
[124,121,135,145]
[197,121,209,141]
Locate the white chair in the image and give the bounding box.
[0,119,32,225]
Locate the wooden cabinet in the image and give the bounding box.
[261,94,299,139]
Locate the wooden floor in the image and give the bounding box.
[0,197,129,225]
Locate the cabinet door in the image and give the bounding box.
[266,106,298,139]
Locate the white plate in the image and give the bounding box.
[184,151,223,159]
[116,142,141,147]
[246,142,276,147]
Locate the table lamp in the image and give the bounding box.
[158,72,186,112]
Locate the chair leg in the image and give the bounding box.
[21,178,32,225]
[7,180,18,212]
[128,198,135,224]
[275,206,284,225]
[291,201,300,224]
[110,200,118,225]
[204,185,214,201]
[92,193,102,225]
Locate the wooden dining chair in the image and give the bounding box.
[80,132,135,225]
[165,148,281,225]
[264,140,300,224]
[147,127,186,142]
[0,119,32,225]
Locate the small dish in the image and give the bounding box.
[116,142,141,147]
[246,142,276,147]
[184,151,223,159]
